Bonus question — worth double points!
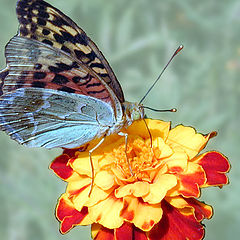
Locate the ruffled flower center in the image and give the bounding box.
[110,137,159,181]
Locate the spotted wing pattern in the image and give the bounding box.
[15,0,124,102]
[2,36,119,107]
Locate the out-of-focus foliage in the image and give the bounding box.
[0,0,239,239]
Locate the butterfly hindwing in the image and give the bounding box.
[16,0,124,102]
[0,87,115,148]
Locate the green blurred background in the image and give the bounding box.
[0,0,239,239]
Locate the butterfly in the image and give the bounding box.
[0,0,145,150]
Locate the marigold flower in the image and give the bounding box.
[50,119,230,240]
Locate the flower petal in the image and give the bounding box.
[92,223,114,240]
[121,197,162,231]
[166,196,213,221]
[193,151,230,187]
[114,222,134,240]
[127,119,170,141]
[148,200,205,240]
[69,152,94,177]
[92,223,149,240]
[115,222,149,240]
[50,154,75,181]
[56,194,92,234]
[170,162,206,198]
[143,174,177,204]
[115,182,150,198]
[89,193,124,229]
[184,198,213,221]
[163,151,188,173]
[167,125,209,159]
[153,137,173,159]
[95,170,116,190]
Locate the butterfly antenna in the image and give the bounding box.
[143,106,177,112]
[139,45,184,105]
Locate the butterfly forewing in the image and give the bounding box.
[2,36,115,105]
[16,0,124,102]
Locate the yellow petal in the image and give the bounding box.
[115,182,150,198]
[162,151,188,172]
[142,174,177,204]
[88,194,124,229]
[95,170,116,190]
[153,137,173,159]
[67,178,91,211]
[167,125,208,159]
[85,186,112,208]
[127,119,170,141]
[121,197,162,231]
[70,152,93,177]
[146,119,171,141]
[165,196,190,208]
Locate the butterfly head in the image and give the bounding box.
[122,101,144,126]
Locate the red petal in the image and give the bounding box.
[62,145,89,157]
[175,164,205,198]
[93,226,114,240]
[148,200,205,240]
[195,151,230,187]
[133,227,149,240]
[184,198,213,221]
[115,222,133,240]
[50,154,74,180]
[56,197,89,234]
[115,222,148,240]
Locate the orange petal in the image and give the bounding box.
[56,194,92,234]
[88,193,124,229]
[184,198,213,221]
[92,223,114,240]
[166,196,213,221]
[148,200,205,240]
[170,162,206,198]
[193,151,230,187]
[120,197,162,231]
[143,174,177,204]
[167,125,209,159]
[115,182,150,198]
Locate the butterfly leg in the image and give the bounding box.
[118,132,134,176]
[142,119,156,158]
[88,136,106,196]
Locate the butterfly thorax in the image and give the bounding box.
[122,101,145,128]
